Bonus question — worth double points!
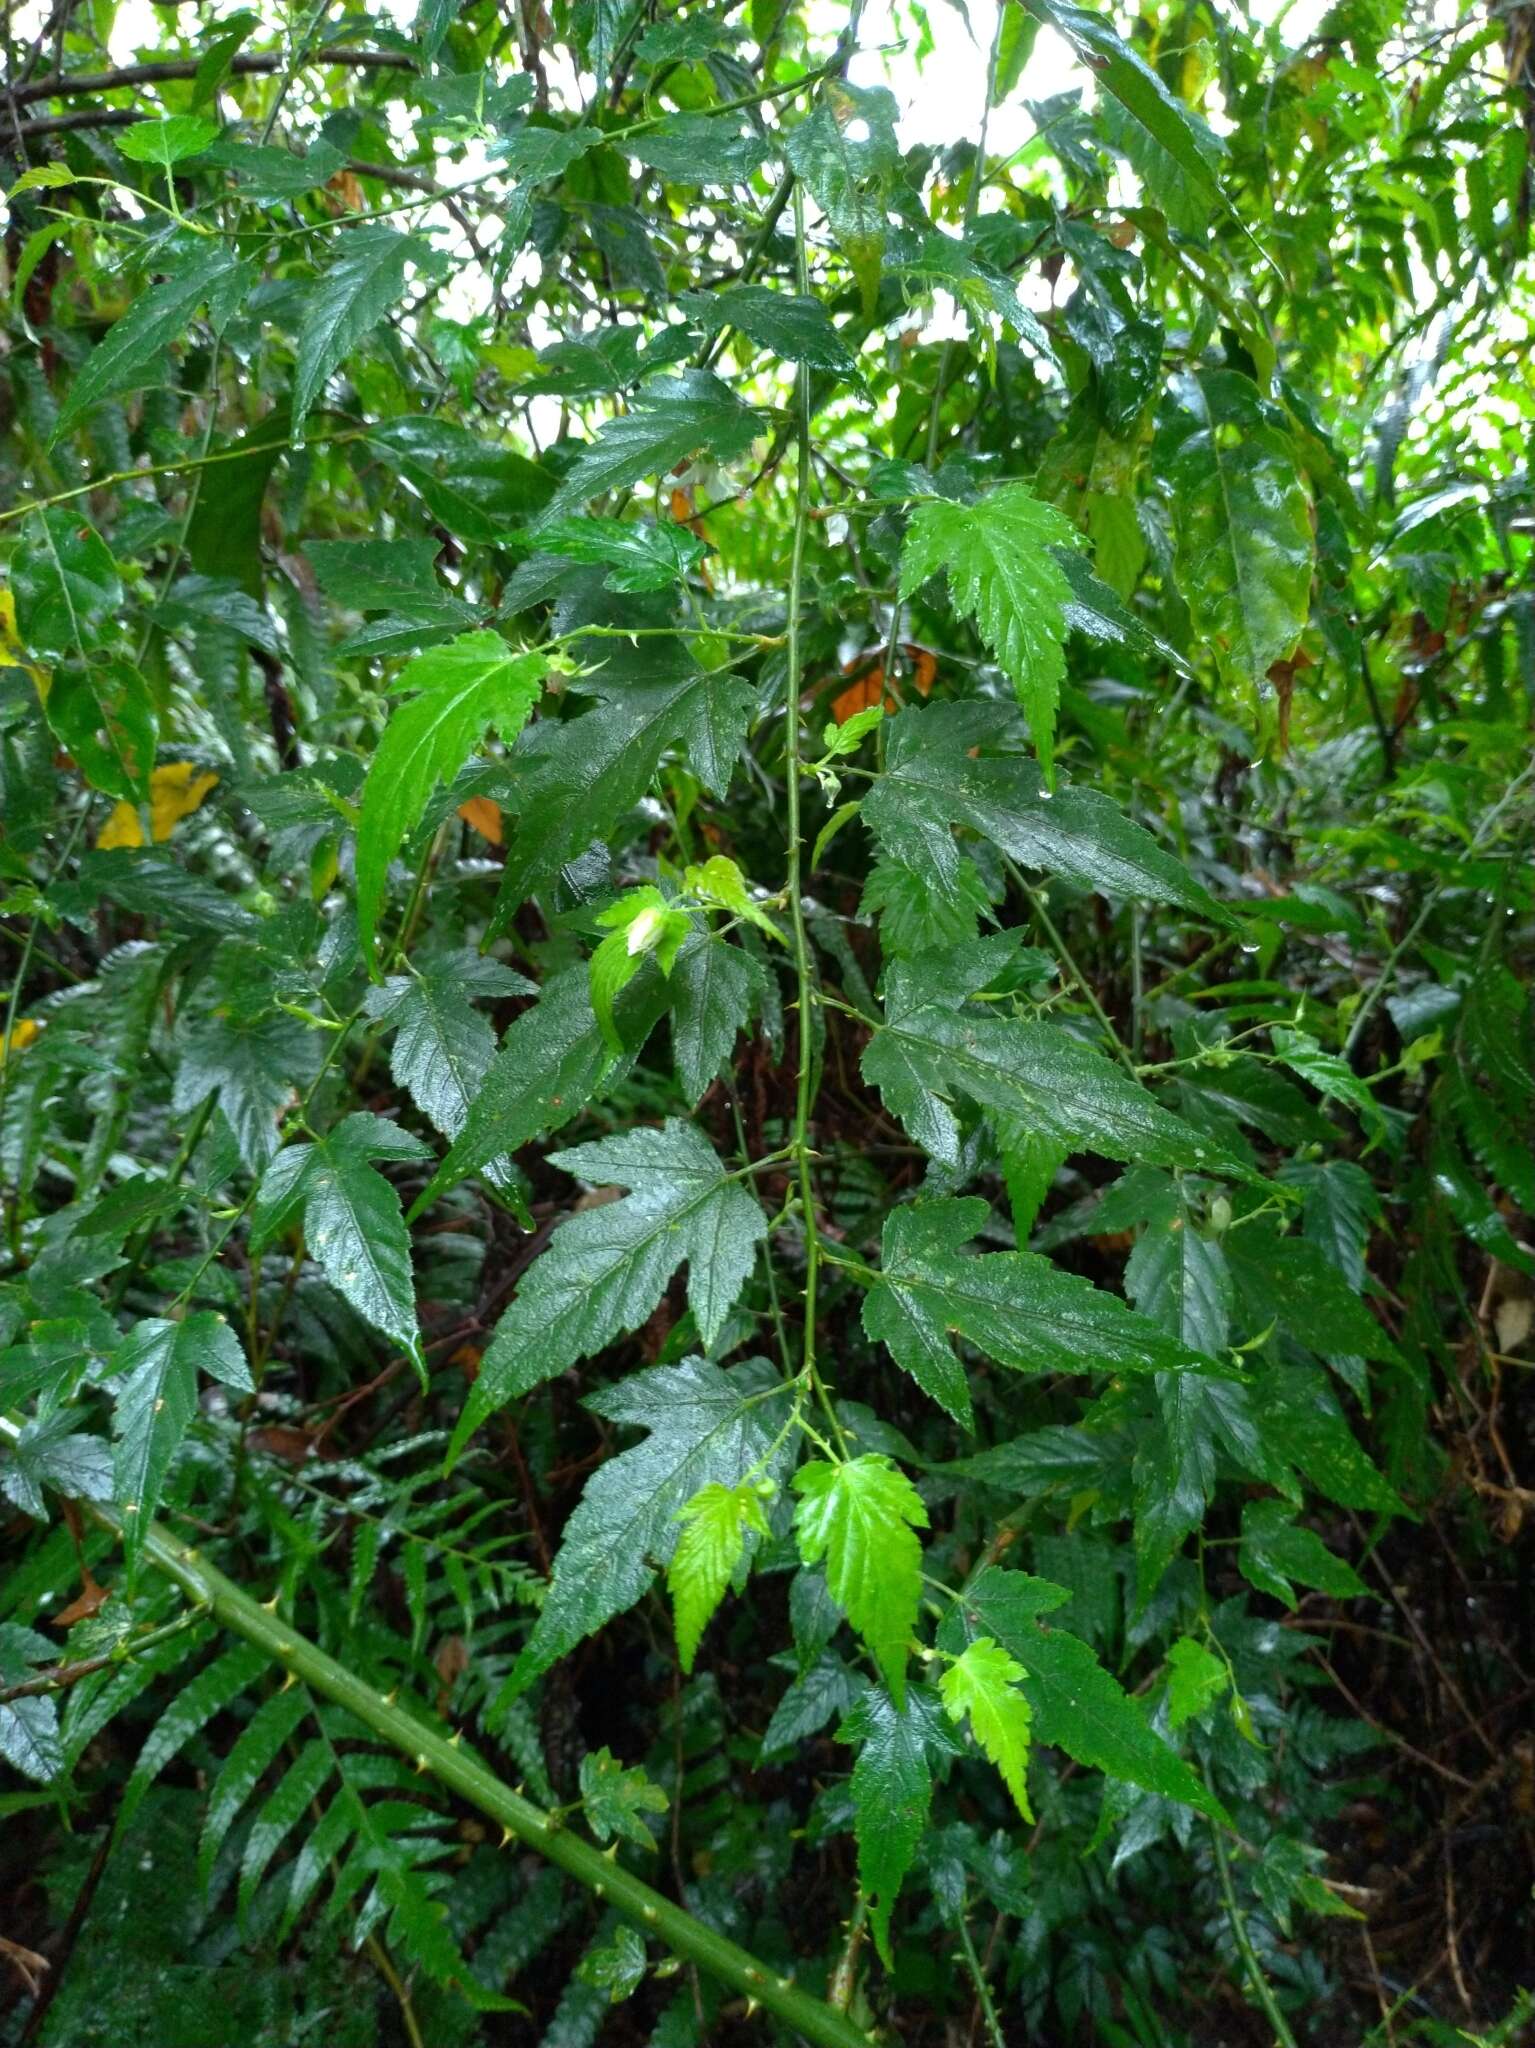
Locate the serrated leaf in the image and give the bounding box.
[864,1004,1244,1177]
[792,1456,927,1704]
[533,371,760,527]
[12,510,123,665]
[292,228,422,437]
[0,1626,65,1782]
[1164,1636,1228,1728]
[679,286,858,377]
[111,1314,252,1564]
[504,1356,792,1697]
[669,936,761,1104]
[409,964,670,1215]
[1238,1498,1367,1609]
[172,1008,320,1170]
[940,1636,1035,1820]
[0,1413,112,1519]
[116,115,220,165]
[863,1198,1222,1431]
[784,83,899,315]
[865,700,1220,919]
[255,1113,430,1378]
[34,656,156,805]
[532,516,710,592]
[1163,369,1314,718]
[940,1566,1228,1821]
[449,1120,765,1460]
[579,1745,670,1847]
[52,250,245,442]
[667,1481,769,1670]
[624,113,767,185]
[199,1682,311,1890]
[899,486,1082,781]
[119,1640,267,1834]
[838,1685,951,1966]
[1018,0,1225,231]
[355,633,547,964]
[492,659,757,921]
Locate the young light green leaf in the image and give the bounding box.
[503,1357,793,1698]
[899,485,1082,782]
[939,1635,1035,1820]
[1164,1636,1229,1728]
[116,115,220,166]
[578,1746,670,1847]
[939,1567,1229,1821]
[589,887,693,1053]
[355,632,548,966]
[449,1122,766,1462]
[792,1456,927,1705]
[667,1481,769,1671]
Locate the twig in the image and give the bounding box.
[9,47,414,106]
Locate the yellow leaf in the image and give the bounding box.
[96,762,220,850]
[0,589,48,693]
[457,796,503,845]
[0,1017,42,1067]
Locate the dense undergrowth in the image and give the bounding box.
[1,0,1533,2041]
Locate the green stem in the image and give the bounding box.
[1005,857,1136,1075]
[1208,1802,1299,2048]
[68,1481,873,2048]
[953,1906,1005,2048]
[784,183,846,1463]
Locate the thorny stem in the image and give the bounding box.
[785,182,848,1462]
[0,1421,873,2048]
[953,1906,1005,2048]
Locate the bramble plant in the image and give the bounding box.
[1,0,1532,2043]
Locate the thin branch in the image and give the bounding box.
[9,47,414,107]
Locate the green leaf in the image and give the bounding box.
[1253,1364,1401,1514]
[588,888,692,1053]
[624,114,768,186]
[0,1626,65,1783]
[0,1414,112,1519]
[899,485,1082,781]
[355,633,548,965]
[369,418,554,543]
[111,1313,251,1563]
[116,115,220,166]
[679,286,858,377]
[1018,0,1225,231]
[52,250,245,443]
[1164,1636,1228,1728]
[837,1685,951,1966]
[533,371,760,526]
[1226,1228,1401,1367]
[863,1198,1222,1431]
[1162,369,1314,718]
[864,1004,1244,1177]
[491,658,757,920]
[531,516,710,592]
[940,1567,1228,1821]
[1270,1027,1387,1141]
[667,1481,769,1671]
[408,964,671,1216]
[361,956,532,1186]
[1238,1498,1367,1609]
[784,83,900,315]
[940,1636,1035,1820]
[449,1120,766,1460]
[119,1641,268,1835]
[172,1009,320,1170]
[1125,1195,1233,1359]
[578,1745,670,1847]
[292,228,423,437]
[669,937,762,1104]
[255,1113,430,1379]
[1278,1159,1381,1293]
[12,510,123,664]
[35,657,156,804]
[504,1356,792,1697]
[792,1456,927,1704]
[864,701,1220,920]
[198,1682,311,1889]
